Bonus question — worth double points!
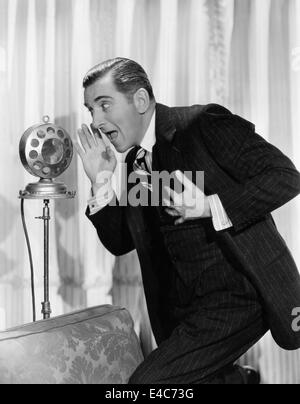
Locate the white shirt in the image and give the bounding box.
[140,110,156,152]
[88,109,232,231]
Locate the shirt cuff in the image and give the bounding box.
[208,194,233,231]
[87,172,114,215]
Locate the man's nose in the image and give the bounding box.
[92,110,106,130]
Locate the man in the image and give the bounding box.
[75,57,300,384]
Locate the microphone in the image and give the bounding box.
[19,116,75,199]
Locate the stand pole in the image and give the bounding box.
[41,199,51,319]
[19,185,75,321]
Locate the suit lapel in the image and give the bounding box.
[152,103,184,173]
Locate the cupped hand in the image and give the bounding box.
[74,124,117,185]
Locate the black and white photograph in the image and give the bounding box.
[0,0,300,387]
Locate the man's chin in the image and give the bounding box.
[114,143,131,154]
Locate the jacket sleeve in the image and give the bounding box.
[200,104,300,232]
[86,195,135,257]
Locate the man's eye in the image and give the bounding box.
[101,103,110,111]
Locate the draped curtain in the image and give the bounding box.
[0,0,299,383]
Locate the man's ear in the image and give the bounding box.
[133,88,150,114]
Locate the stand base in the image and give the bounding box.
[41,302,52,320]
[19,179,76,200]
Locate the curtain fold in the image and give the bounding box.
[0,0,299,383]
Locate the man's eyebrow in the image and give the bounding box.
[84,96,113,109]
[94,96,113,103]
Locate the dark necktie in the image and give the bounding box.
[133,147,152,192]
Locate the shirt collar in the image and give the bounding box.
[140,109,156,153]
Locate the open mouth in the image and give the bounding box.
[105,130,118,142]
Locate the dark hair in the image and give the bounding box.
[83,58,155,101]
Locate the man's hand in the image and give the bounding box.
[163,171,212,225]
[74,124,117,186]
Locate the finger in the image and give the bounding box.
[167,182,186,205]
[164,186,175,203]
[162,197,172,207]
[77,128,90,152]
[81,124,96,147]
[165,208,181,217]
[90,124,103,145]
[175,217,185,226]
[90,124,108,150]
[175,170,194,191]
[89,125,99,146]
[175,170,184,184]
[73,139,84,160]
[78,127,93,151]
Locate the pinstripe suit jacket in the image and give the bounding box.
[87,103,300,350]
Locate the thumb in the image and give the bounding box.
[106,146,114,156]
[106,146,117,163]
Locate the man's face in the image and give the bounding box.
[84,73,143,153]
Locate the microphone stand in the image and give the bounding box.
[19,179,75,320]
[19,116,75,321]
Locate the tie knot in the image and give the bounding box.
[133,147,153,192]
[134,147,152,174]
